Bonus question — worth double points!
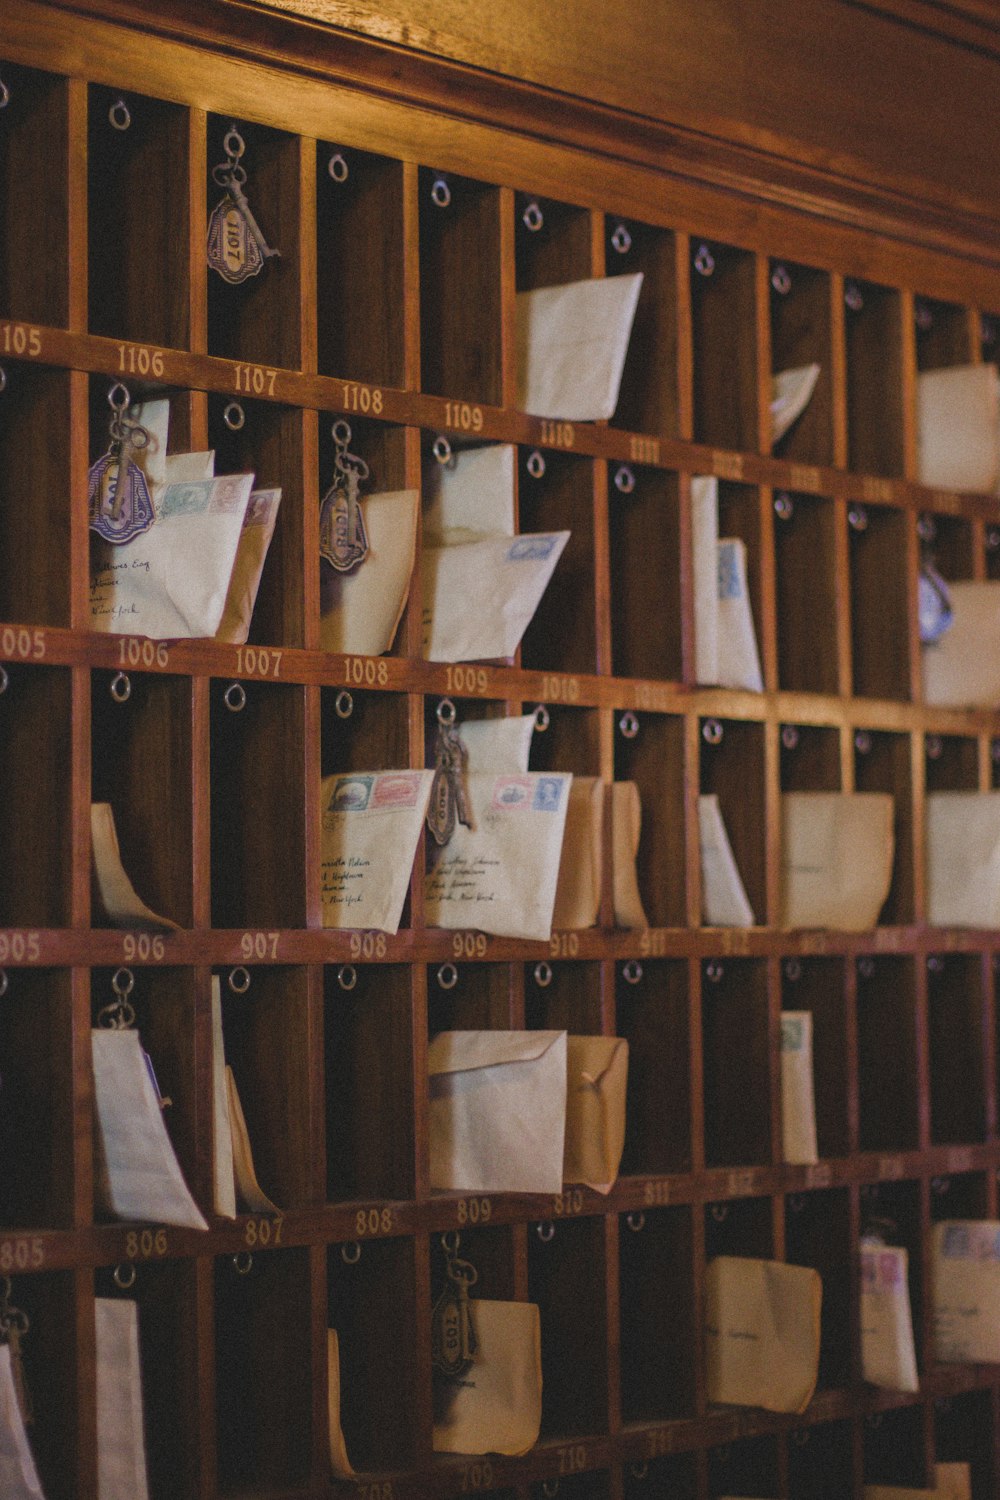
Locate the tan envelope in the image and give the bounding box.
[705,1256,821,1414]
[552,777,603,930]
[563,1035,628,1193]
[861,1243,918,1392]
[327,1329,356,1478]
[923,581,1000,707]
[428,1030,567,1194]
[611,781,648,929]
[780,1012,818,1166]
[215,487,281,644]
[926,792,1000,927]
[933,1220,1000,1362]
[433,1300,542,1457]
[91,803,179,932]
[781,792,894,931]
[917,363,1000,492]
[319,489,419,656]
[935,1464,972,1500]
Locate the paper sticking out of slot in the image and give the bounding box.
[432,1299,542,1456]
[926,791,1000,928]
[428,1029,568,1194]
[691,475,763,691]
[780,1011,818,1166]
[552,777,604,930]
[611,781,648,929]
[215,488,282,644]
[935,1464,972,1500]
[226,1069,279,1214]
[92,1028,208,1230]
[705,1255,821,1414]
[210,977,279,1216]
[917,363,1000,493]
[933,1220,1000,1363]
[321,770,434,933]
[0,1345,44,1500]
[771,363,820,445]
[458,715,535,775]
[91,803,179,932]
[860,1242,918,1392]
[422,531,569,663]
[780,792,894,931]
[320,489,419,656]
[95,1298,150,1500]
[327,1329,357,1478]
[698,794,754,927]
[563,1035,628,1193]
[425,772,571,941]
[717,538,764,690]
[423,444,516,542]
[923,581,1000,707]
[515,273,643,421]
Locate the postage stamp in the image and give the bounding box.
[372,772,423,809]
[532,776,564,812]
[328,775,374,813]
[491,775,534,811]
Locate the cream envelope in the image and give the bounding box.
[423,444,516,541]
[327,1329,356,1478]
[861,1242,918,1392]
[215,487,281,644]
[211,976,236,1220]
[771,363,821,444]
[95,1298,150,1500]
[933,1220,1000,1362]
[92,1028,208,1231]
[459,714,535,774]
[226,1069,279,1214]
[552,777,603,930]
[320,489,419,656]
[692,476,720,685]
[425,772,571,941]
[705,1256,821,1414]
[611,781,648,929]
[917,363,1000,493]
[428,1029,568,1194]
[926,792,1000,928]
[434,1300,541,1457]
[421,531,569,662]
[320,770,434,934]
[91,803,179,933]
[923,581,1000,707]
[781,792,894,931]
[781,1011,818,1166]
[717,538,763,691]
[563,1035,628,1193]
[0,1345,43,1499]
[699,794,755,927]
[935,1464,972,1500]
[516,273,643,420]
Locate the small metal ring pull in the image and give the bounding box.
[536,1221,555,1243]
[792,1427,811,1447]
[917,513,936,543]
[113,1262,137,1289]
[774,491,794,521]
[610,222,632,255]
[108,380,131,412]
[932,1175,950,1195]
[334,690,354,719]
[526,449,546,480]
[436,963,458,990]
[857,955,875,979]
[440,1230,460,1255]
[522,199,544,232]
[915,299,934,332]
[847,503,868,533]
[0,79,10,110]
[533,961,553,988]
[432,434,453,466]
[865,1411,884,1431]
[327,151,349,183]
[781,724,799,751]
[108,97,132,131]
[705,959,724,984]
[693,242,715,277]
[228,966,251,995]
[430,175,451,208]
[223,401,245,431]
[788,1192,806,1214]
[0,665,8,695]
[925,733,943,761]
[987,527,1000,551]
[770,263,792,296]
[844,280,864,312]
[542,1481,559,1499]
[110,671,131,704]
[614,464,635,494]
[224,682,247,713]
[341,1241,361,1264]
[626,1211,645,1233]
[436,697,457,727]
[0,971,7,998]
[223,126,245,161]
[113,967,135,998]
[710,1202,728,1222]
[982,315,998,348]
[622,959,643,985]
[783,957,801,982]
[619,710,640,739]
[533,704,550,732]
[337,965,357,992]
[702,718,723,746]
[854,730,872,755]
[0,367,7,395]
[232,1251,254,1275]
[934,1395,954,1415]
[992,738,1000,765]
[927,954,945,973]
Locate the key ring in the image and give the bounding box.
[113,1262,137,1290]
[331,420,370,484]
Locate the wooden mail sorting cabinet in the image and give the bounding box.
[4,3,1000,1498]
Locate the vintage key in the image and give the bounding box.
[207,127,279,284]
[431,1239,478,1380]
[427,703,474,848]
[88,384,155,545]
[225,167,280,267]
[319,420,370,572]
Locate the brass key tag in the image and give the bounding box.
[431,1235,478,1381]
[207,126,280,284]
[88,383,155,545]
[319,420,371,572]
[427,700,475,848]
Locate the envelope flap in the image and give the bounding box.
[429,1029,566,1076]
[567,1035,628,1090]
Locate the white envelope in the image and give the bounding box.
[321,770,434,934]
[320,490,419,656]
[771,363,821,445]
[717,538,763,692]
[428,1030,568,1194]
[861,1242,918,1392]
[424,444,516,542]
[96,1298,150,1500]
[433,1300,542,1456]
[699,793,755,927]
[933,1220,1000,1362]
[516,273,643,420]
[926,792,1000,927]
[692,476,720,686]
[917,363,1000,493]
[459,715,535,774]
[421,531,569,662]
[923,581,1000,708]
[781,792,894,931]
[781,1011,818,1166]
[425,772,571,941]
[0,1345,43,1499]
[211,976,236,1220]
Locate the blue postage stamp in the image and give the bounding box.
[507,535,558,562]
[717,539,743,600]
[159,479,213,519]
[532,776,564,812]
[329,775,374,813]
